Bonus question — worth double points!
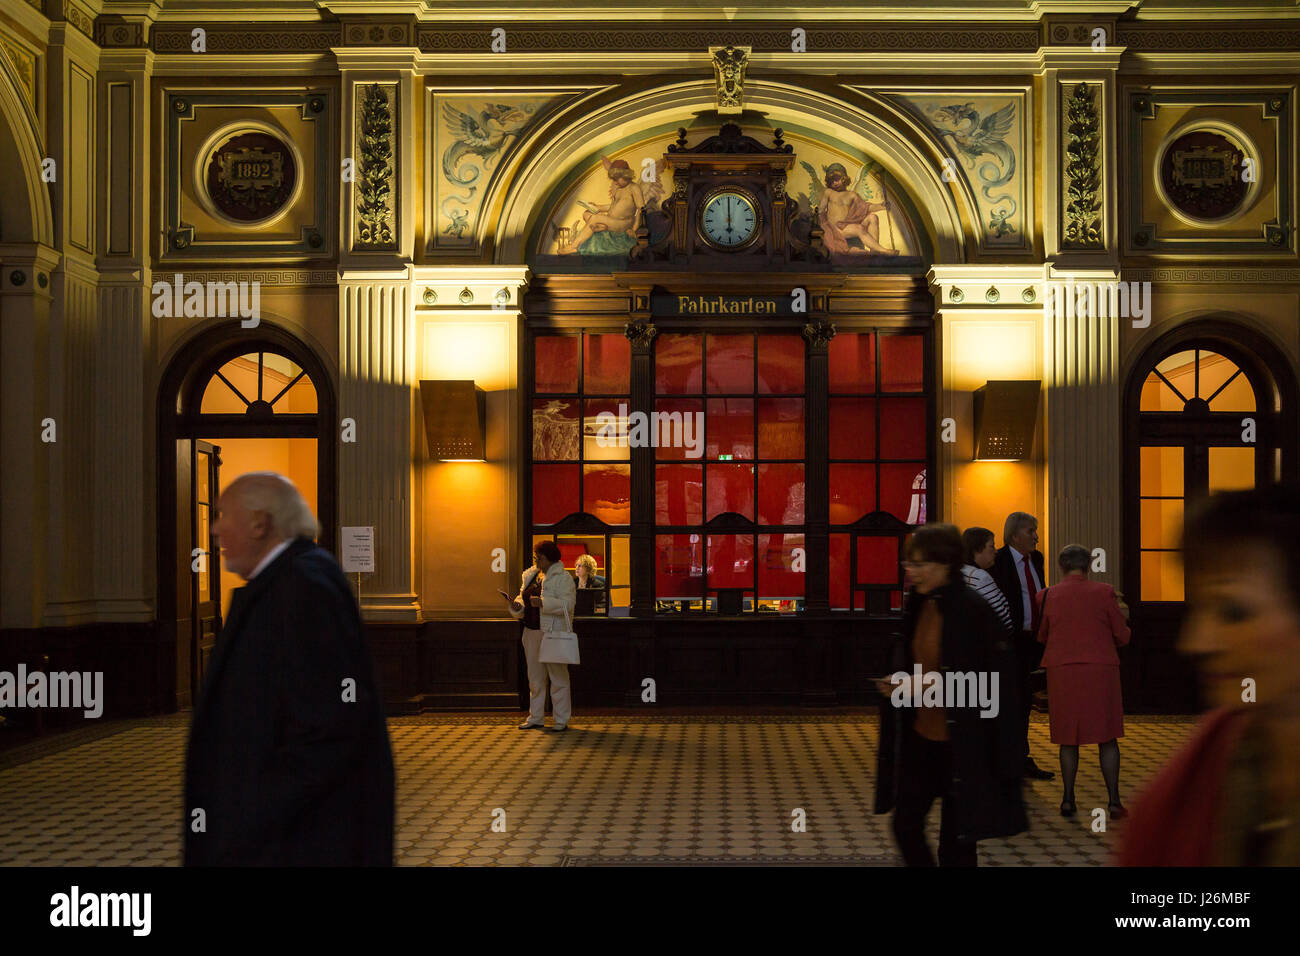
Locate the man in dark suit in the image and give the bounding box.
[991,511,1055,781]
[184,472,394,865]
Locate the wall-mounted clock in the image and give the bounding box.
[697,185,762,251]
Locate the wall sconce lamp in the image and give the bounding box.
[419,380,486,461]
[973,380,1040,461]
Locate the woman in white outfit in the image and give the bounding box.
[504,540,576,733]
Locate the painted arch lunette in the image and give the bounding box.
[481,79,976,266]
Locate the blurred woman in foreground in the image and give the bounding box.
[1121,486,1300,865]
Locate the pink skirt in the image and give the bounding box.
[1045,663,1124,745]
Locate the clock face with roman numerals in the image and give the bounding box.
[698,187,761,250]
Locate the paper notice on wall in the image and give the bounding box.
[340,526,375,573]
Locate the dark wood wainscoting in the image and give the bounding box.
[0,623,161,747]
[367,613,1203,714]
[368,616,904,713]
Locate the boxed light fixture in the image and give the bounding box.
[419,380,486,461]
[973,380,1040,461]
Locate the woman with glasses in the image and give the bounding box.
[874,523,1026,866]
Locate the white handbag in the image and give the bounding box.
[538,603,580,665]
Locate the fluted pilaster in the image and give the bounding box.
[1043,268,1123,589]
[339,276,420,619]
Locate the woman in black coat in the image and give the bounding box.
[874,523,1027,866]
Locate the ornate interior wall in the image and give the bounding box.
[1,0,1296,713]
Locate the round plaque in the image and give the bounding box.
[203,131,297,224]
[1158,129,1250,224]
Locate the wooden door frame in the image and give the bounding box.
[156,323,337,711]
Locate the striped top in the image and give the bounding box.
[961,564,1014,635]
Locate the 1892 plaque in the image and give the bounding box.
[203,131,297,223]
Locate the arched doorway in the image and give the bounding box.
[157,323,336,709]
[1122,318,1298,710]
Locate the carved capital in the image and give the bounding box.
[801,319,836,349]
[624,320,659,350]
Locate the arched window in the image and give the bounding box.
[199,351,318,417]
[1131,343,1274,603]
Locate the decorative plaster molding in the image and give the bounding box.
[1123,267,1300,283]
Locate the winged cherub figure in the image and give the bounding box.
[556,156,645,256]
[440,102,533,189]
[802,160,897,256]
[928,102,1016,191]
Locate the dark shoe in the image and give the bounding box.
[1060,800,1077,818]
[518,721,545,730]
[1108,803,1128,820]
[1023,758,1055,780]
[545,725,568,734]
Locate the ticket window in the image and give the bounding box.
[531,533,630,617]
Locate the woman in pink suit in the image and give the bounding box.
[1035,544,1131,819]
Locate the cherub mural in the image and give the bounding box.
[801,161,898,255]
[555,156,646,257]
[926,101,1018,238]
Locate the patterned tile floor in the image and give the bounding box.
[0,712,1198,866]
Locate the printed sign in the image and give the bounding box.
[340,526,375,573]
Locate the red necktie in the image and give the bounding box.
[1022,555,1040,630]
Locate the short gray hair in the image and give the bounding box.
[230,472,320,540]
[1058,544,1090,573]
[1003,511,1037,545]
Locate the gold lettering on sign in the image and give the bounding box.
[674,295,779,314]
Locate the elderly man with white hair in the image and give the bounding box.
[183,472,394,866]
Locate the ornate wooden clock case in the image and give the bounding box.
[633,122,822,268]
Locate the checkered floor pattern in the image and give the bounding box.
[0,713,1198,866]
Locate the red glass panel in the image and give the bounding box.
[655,464,703,525]
[532,399,579,460]
[557,542,590,568]
[828,332,875,393]
[757,463,805,524]
[880,334,924,392]
[856,536,898,585]
[706,334,754,393]
[706,464,755,521]
[653,398,705,461]
[583,333,630,393]
[881,463,927,524]
[582,398,630,461]
[829,397,876,459]
[532,464,578,525]
[757,334,805,394]
[829,463,876,524]
[757,398,805,458]
[830,533,851,609]
[878,397,926,458]
[583,464,630,525]
[707,534,753,589]
[657,533,703,598]
[655,333,702,394]
[534,335,579,393]
[759,533,805,598]
[706,399,754,460]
